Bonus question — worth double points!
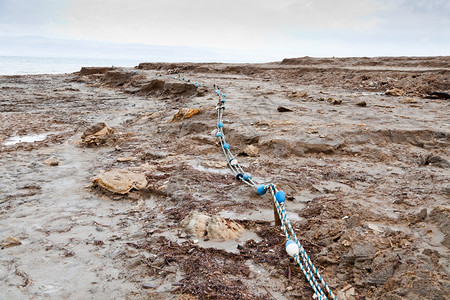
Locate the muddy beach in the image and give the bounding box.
[1,56,449,299]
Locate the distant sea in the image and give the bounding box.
[0,56,144,75]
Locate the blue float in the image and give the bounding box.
[222,93,226,98]
[257,184,267,195]
[217,121,223,128]
[243,173,251,180]
[216,131,223,138]
[223,143,230,150]
[276,190,286,203]
[195,81,199,87]
[221,99,226,103]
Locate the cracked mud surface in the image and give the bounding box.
[1,56,449,299]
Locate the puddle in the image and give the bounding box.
[188,160,232,175]
[220,208,303,222]
[3,133,51,146]
[195,229,262,254]
[154,228,262,254]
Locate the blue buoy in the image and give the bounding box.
[217,121,223,128]
[223,143,230,150]
[216,131,223,138]
[195,82,199,87]
[243,173,251,180]
[222,93,226,98]
[257,184,267,195]
[221,99,226,103]
[276,191,286,203]
[236,173,243,180]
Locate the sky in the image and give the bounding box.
[0,0,449,61]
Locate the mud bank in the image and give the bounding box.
[1,56,449,299]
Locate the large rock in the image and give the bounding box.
[92,169,148,194]
[80,122,115,147]
[181,211,243,241]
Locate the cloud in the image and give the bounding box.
[0,0,448,58]
[59,0,384,50]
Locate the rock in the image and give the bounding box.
[79,67,111,76]
[181,211,243,241]
[288,90,308,99]
[92,169,148,194]
[80,122,115,147]
[410,208,427,224]
[170,108,201,122]
[427,92,450,99]
[116,157,136,162]
[356,101,367,107]
[429,206,450,248]
[337,285,356,300]
[385,88,404,96]
[141,151,169,160]
[238,145,259,157]
[421,154,450,168]
[138,79,198,99]
[44,157,59,166]
[142,283,158,289]
[1,236,22,249]
[401,98,418,103]
[277,106,293,112]
[332,99,342,105]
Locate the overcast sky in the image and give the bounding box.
[0,0,449,60]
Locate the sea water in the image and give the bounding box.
[0,56,143,75]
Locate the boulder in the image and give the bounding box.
[92,169,147,194]
[181,211,243,241]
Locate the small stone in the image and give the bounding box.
[1,236,22,249]
[385,88,404,96]
[44,157,59,166]
[142,283,157,289]
[356,101,367,107]
[116,157,136,162]
[402,98,418,103]
[332,99,342,105]
[193,239,199,244]
[277,106,293,112]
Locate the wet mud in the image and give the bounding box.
[1,57,449,299]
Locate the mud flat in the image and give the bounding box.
[1,57,449,299]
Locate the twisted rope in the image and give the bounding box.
[154,72,336,299]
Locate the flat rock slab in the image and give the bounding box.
[92,169,148,194]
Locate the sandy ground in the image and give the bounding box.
[0,57,449,299]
